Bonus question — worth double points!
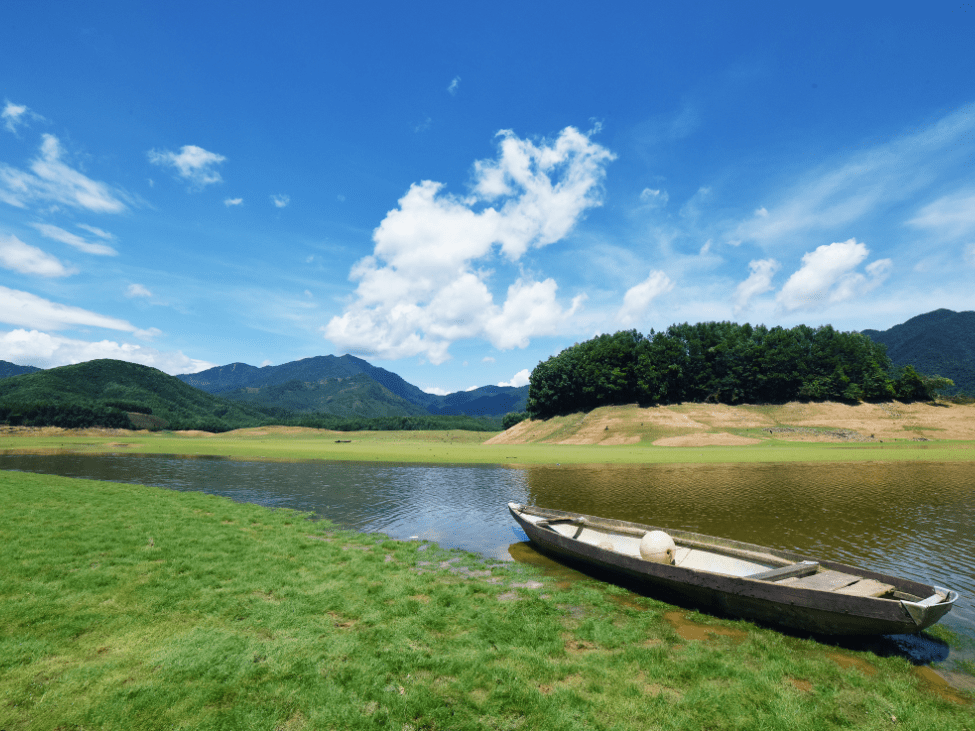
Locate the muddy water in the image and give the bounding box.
[2,454,973,645]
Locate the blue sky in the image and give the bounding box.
[2,2,973,394]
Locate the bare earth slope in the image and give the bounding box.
[485,401,975,446]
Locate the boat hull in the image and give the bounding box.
[509,503,957,636]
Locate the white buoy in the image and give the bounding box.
[640,530,676,564]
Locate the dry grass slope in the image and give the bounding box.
[485,401,975,446]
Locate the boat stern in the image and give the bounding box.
[900,586,959,631]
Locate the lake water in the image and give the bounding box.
[3,453,973,646]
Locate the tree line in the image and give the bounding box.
[526,322,954,419]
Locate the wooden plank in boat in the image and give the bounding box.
[779,570,860,592]
[748,561,819,582]
[833,579,895,598]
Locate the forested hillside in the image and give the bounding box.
[219,374,430,417]
[0,360,273,431]
[527,323,952,419]
[861,309,975,395]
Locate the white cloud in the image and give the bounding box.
[776,238,892,311]
[965,243,975,267]
[2,101,41,134]
[733,258,780,313]
[617,270,674,326]
[224,197,243,206]
[76,224,114,239]
[0,234,73,277]
[482,356,495,363]
[126,283,152,298]
[0,134,126,212]
[0,328,214,374]
[32,223,118,256]
[147,144,226,188]
[0,285,141,332]
[732,104,975,249]
[639,188,669,207]
[447,76,461,95]
[260,359,273,367]
[271,194,289,208]
[907,189,975,239]
[324,126,614,363]
[422,386,451,396]
[498,368,530,388]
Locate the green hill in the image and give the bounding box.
[220,373,430,418]
[861,309,975,395]
[0,359,272,431]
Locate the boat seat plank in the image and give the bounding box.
[778,570,860,592]
[833,579,896,598]
[747,561,819,582]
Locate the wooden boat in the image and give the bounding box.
[508,503,958,635]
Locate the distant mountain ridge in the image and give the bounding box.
[178,354,528,417]
[0,360,41,379]
[861,308,975,395]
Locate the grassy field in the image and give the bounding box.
[1,470,971,730]
[2,424,975,466]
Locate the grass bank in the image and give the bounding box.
[1,471,971,730]
[2,424,975,465]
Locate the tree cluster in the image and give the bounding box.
[526,323,954,419]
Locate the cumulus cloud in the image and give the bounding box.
[422,385,451,396]
[733,258,780,313]
[224,197,243,207]
[447,76,461,95]
[271,194,290,208]
[0,285,145,332]
[323,126,614,363]
[907,189,975,239]
[126,283,152,298]
[776,238,892,311]
[617,271,674,326]
[0,234,73,277]
[2,100,42,134]
[0,134,127,212]
[0,328,214,374]
[32,223,118,256]
[147,144,226,188]
[498,368,530,388]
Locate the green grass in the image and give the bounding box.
[3,427,975,465]
[1,471,971,730]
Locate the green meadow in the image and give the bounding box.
[1,470,971,730]
[2,427,975,465]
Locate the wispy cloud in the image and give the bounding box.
[0,328,213,374]
[776,239,891,312]
[0,285,142,331]
[32,223,118,256]
[447,76,461,95]
[907,189,975,239]
[733,258,779,313]
[147,144,226,189]
[323,126,613,363]
[617,271,674,326]
[639,188,669,207]
[2,100,42,134]
[0,135,127,213]
[271,194,289,208]
[76,223,114,240]
[224,197,244,207]
[126,283,152,298]
[0,233,74,277]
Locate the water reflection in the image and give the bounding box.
[2,453,972,643]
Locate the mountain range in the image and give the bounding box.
[860,309,975,395]
[175,354,529,418]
